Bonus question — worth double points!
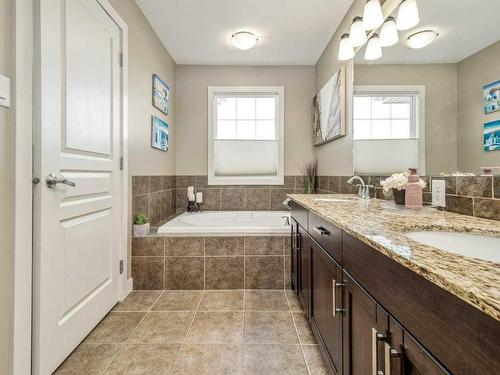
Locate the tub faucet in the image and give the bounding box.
[281,216,290,226]
[347,176,372,199]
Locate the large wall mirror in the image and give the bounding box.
[352,0,500,176]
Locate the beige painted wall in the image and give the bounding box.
[0,0,12,372]
[457,41,500,174]
[354,64,458,175]
[175,65,316,175]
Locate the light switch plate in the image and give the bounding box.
[0,75,11,108]
[432,179,446,207]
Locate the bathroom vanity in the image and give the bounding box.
[288,195,500,375]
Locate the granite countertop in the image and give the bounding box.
[287,194,500,321]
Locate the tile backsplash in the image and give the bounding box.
[132,176,177,224]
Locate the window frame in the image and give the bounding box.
[207,86,285,185]
[352,85,426,175]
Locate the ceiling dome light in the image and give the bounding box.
[350,17,367,47]
[406,30,438,49]
[338,33,355,61]
[364,33,382,60]
[379,16,398,47]
[363,0,384,30]
[396,0,419,30]
[231,31,258,50]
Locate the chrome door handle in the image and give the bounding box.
[46,173,76,188]
[332,279,345,317]
[313,226,329,236]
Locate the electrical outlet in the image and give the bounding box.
[432,179,446,207]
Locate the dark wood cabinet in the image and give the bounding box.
[297,224,310,317]
[402,330,450,375]
[290,219,299,291]
[310,237,343,374]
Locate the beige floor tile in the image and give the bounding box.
[151,290,203,311]
[113,290,162,312]
[244,290,289,311]
[186,311,243,343]
[198,290,244,311]
[244,311,298,344]
[293,312,317,344]
[172,343,243,374]
[84,312,145,343]
[302,345,329,375]
[286,290,304,312]
[243,344,308,374]
[105,343,181,374]
[54,343,121,374]
[128,311,193,343]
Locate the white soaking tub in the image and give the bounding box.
[157,211,291,235]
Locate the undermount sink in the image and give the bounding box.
[405,231,500,263]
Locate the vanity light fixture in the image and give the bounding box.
[338,33,355,61]
[350,17,367,47]
[406,30,438,49]
[363,0,384,30]
[364,33,382,60]
[396,0,419,30]
[379,16,399,47]
[231,31,259,50]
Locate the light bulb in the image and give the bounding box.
[363,0,384,30]
[231,31,258,50]
[379,16,398,47]
[338,33,355,61]
[350,17,367,47]
[364,34,382,60]
[396,0,419,30]
[406,30,438,49]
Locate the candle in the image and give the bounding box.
[187,186,194,198]
[188,193,195,201]
[196,192,203,203]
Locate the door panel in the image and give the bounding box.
[298,225,310,316]
[291,219,298,291]
[34,0,122,373]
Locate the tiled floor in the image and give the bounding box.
[55,290,328,374]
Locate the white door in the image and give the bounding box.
[33,0,122,373]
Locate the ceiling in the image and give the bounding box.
[135,0,354,65]
[355,0,500,64]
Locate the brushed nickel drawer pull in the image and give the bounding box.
[313,226,329,236]
[332,279,345,318]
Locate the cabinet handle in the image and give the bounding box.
[296,233,301,251]
[384,342,402,375]
[372,328,388,375]
[332,279,345,318]
[313,226,330,236]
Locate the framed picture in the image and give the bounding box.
[484,120,500,151]
[312,66,346,146]
[152,74,170,115]
[151,116,169,151]
[483,80,500,114]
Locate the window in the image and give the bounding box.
[352,86,425,174]
[208,86,284,185]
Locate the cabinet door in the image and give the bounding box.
[402,331,450,375]
[310,239,343,374]
[290,219,298,291]
[343,271,388,375]
[297,224,310,317]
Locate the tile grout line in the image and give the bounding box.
[285,291,312,375]
[101,290,165,374]
[170,290,205,374]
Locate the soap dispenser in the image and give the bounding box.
[405,168,423,209]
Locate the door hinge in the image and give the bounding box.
[119,259,124,274]
[119,52,123,67]
[119,156,123,170]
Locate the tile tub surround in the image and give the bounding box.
[316,175,500,221]
[132,175,177,225]
[55,290,327,374]
[288,193,500,321]
[132,236,292,291]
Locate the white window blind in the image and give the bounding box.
[208,87,284,185]
[352,87,425,174]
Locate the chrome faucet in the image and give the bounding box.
[281,216,290,226]
[347,176,372,199]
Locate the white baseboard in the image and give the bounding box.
[121,278,133,301]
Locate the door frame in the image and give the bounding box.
[11,1,130,373]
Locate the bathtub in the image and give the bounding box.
[157,211,291,235]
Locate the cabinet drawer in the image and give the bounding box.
[290,201,308,229]
[308,212,342,265]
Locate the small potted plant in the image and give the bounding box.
[133,213,150,237]
[301,160,318,194]
[381,172,426,205]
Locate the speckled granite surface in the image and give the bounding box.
[288,194,500,321]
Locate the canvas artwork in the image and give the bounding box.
[151,116,169,151]
[153,74,170,115]
[483,80,500,114]
[484,120,500,151]
[312,66,346,146]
